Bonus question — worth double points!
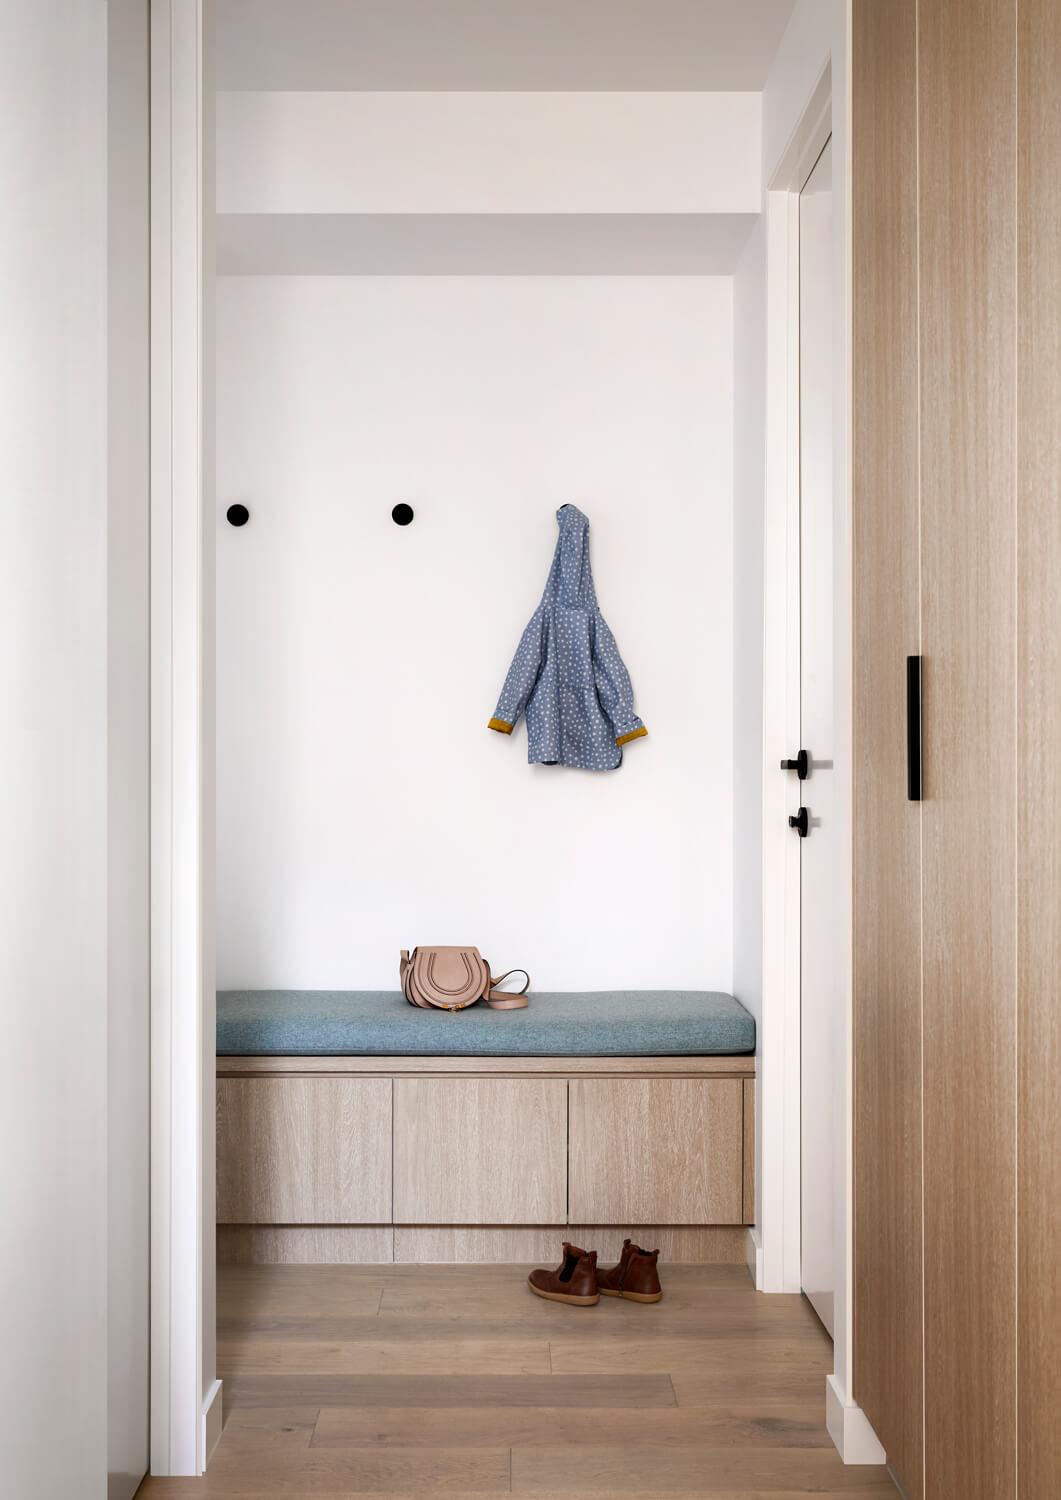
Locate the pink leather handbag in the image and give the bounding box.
[400,947,530,1011]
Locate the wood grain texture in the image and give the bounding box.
[206,1445,511,1492]
[220,1370,678,1411]
[393,1225,748,1265]
[742,1078,755,1224]
[224,1289,818,1348]
[1017,2,1061,1494]
[376,1263,755,1316]
[311,1403,832,1449]
[218,1054,756,1077]
[850,5,924,1497]
[393,1226,564,1264]
[568,1078,743,1225]
[217,1227,394,1265]
[216,1267,387,1318]
[509,1445,896,1494]
[392,1079,567,1224]
[671,1372,828,1408]
[217,1407,319,1451]
[572,1226,748,1264]
[216,1077,392,1224]
[219,1337,551,1377]
[140,1262,891,1497]
[918,2,1017,1496]
[548,1337,830,1377]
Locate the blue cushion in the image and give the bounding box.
[216,989,755,1057]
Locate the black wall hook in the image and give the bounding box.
[391,503,414,526]
[226,503,250,527]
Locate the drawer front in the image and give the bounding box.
[568,1078,744,1225]
[393,1078,567,1224]
[216,1077,392,1224]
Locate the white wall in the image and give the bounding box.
[216,91,761,214]
[107,3,150,1496]
[216,275,734,992]
[0,4,108,1492]
[0,5,150,1497]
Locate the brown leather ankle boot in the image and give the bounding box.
[528,1243,599,1306]
[597,1239,663,1302]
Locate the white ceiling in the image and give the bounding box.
[215,0,797,92]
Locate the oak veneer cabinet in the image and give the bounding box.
[216,1077,392,1224]
[853,3,1060,1497]
[568,1078,743,1225]
[393,1078,567,1224]
[215,1055,756,1265]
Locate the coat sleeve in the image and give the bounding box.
[488,607,546,734]
[591,611,647,747]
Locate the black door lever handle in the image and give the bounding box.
[788,807,809,838]
[780,749,809,780]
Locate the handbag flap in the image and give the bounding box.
[412,946,487,1007]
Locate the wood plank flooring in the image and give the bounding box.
[137,1263,897,1497]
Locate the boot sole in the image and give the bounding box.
[528,1280,599,1306]
[599,1288,663,1302]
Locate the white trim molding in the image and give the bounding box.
[759,179,802,1295]
[150,0,215,1476]
[745,1226,764,1289]
[759,64,832,1297]
[201,1379,224,1469]
[826,1374,887,1466]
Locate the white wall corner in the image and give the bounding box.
[201,1379,223,1468]
[745,1226,764,1288]
[825,1374,886,1466]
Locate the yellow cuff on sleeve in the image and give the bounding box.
[488,717,514,735]
[616,726,648,747]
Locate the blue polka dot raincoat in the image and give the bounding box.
[487,505,648,770]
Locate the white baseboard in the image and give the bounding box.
[826,1374,886,1465]
[745,1226,763,1289]
[201,1378,223,1469]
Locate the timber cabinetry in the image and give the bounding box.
[853,2,1059,1496]
[392,1078,567,1224]
[216,1076,392,1224]
[215,1055,756,1264]
[568,1078,743,1225]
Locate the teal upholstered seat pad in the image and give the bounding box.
[216,990,755,1057]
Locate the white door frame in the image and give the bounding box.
[150,0,217,1476]
[146,16,858,1473]
[759,49,885,1467]
[759,64,832,1298]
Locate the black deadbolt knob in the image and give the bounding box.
[391,503,414,526]
[226,503,250,527]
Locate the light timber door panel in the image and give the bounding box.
[1017,2,1061,1494]
[851,3,924,1496]
[568,1079,743,1225]
[216,1077,392,1224]
[392,1078,567,1224]
[919,2,1017,1496]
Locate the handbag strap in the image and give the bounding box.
[485,968,530,1009]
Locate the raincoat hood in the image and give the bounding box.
[544,505,597,609]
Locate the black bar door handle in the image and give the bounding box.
[788,807,809,837]
[780,749,809,780]
[907,655,922,801]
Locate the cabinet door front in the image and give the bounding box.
[393,1078,567,1224]
[216,1077,392,1224]
[569,1078,743,1225]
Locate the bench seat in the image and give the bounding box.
[216,988,756,1058]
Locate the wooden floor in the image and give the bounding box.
[139,1262,897,1497]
